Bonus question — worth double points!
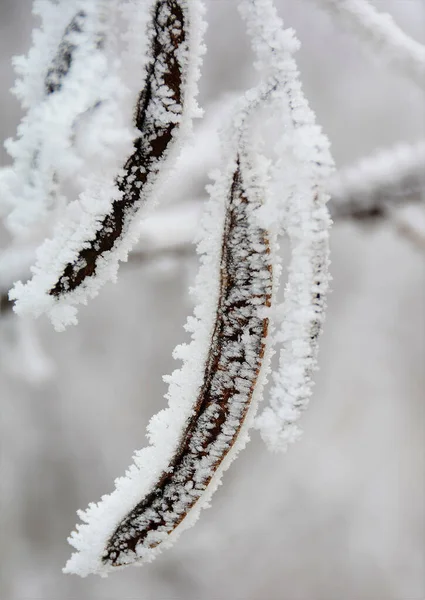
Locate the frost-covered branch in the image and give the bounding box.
[313,0,425,87]
[10,0,205,331]
[2,136,423,320]
[329,141,425,220]
[386,204,425,251]
[238,0,334,452]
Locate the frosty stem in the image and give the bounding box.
[239,0,334,452]
[314,0,425,87]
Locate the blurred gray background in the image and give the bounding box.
[0,1,424,598]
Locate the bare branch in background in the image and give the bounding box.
[44,10,88,95]
[329,141,425,220]
[0,293,9,315]
[2,136,424,318]
[313,0,425,87]
[386,204,425,251]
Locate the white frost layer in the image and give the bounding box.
[1,0,133,235]
[10,0,206,331]
[238,0,335,452]
[314,0,425,87]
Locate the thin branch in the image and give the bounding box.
[386,205,425,251]
[2,136,424,320]
[313,0,425,87]
[329,141,425,220]
[0,293,10,315]
[239,0,334,452]
[44,10,88,95]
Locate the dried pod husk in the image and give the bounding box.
[50,0,189,297]
[64,152,275,575]
[11,0,205,331]
[103,160,272,566]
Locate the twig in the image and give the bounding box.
[386,205,425,251]
[329,141,425,220]
[0,293,10,315]
[314,0,425,87]
[239,0,334,452]
[44,10,88,95]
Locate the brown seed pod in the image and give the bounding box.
[102,159,273,566]
[50,0,188,297]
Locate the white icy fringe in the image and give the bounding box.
[239,0,334,452]
[1,0,133,235]
[10,0,206,332]
[330,140,425,216]
[314,0,425,87]
[63,141,275,576]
